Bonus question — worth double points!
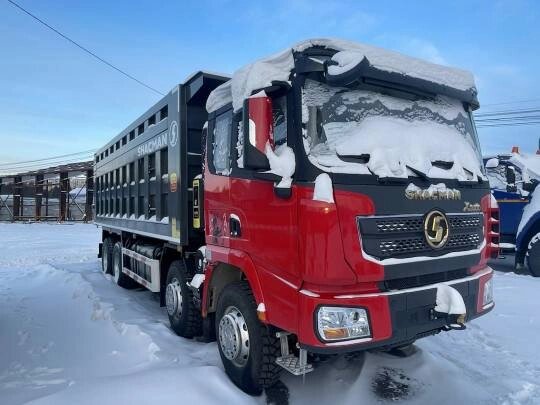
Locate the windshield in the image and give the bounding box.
[301,79,485,182]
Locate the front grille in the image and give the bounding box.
[448,216,482,228]
[358,213,483,260]
[382,268,469,290]
[376,218,423,233]
[380,238,426,255]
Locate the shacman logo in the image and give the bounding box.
[137,133,168,157]
[169,121,178,148]
[424,210,449,249]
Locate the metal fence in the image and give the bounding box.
[0,161,94,222]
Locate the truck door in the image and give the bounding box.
[228,94,300,285]
[204,109,233,248]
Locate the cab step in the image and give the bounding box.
[275,332,314,376]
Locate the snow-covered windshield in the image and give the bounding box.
[302,79,485,181]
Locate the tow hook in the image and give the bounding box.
[430,310,467,331]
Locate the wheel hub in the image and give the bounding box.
[166,279,182,317]
[218,306,250,367]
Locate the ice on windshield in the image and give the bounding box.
[302,80,485,181]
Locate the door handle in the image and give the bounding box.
[229,215,241,237]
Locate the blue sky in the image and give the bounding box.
[0,0,539,166]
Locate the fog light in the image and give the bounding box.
[483,278,494,308]
[317,307,370,341]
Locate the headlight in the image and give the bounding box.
[482,277,494,308]
[317,306,370,341]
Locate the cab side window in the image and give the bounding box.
[272,95,287,146]
[212,111,232,175]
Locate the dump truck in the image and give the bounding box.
[94,39,498,394]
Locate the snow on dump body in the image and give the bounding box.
[206,38,476,113]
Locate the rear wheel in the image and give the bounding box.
[526,233,540,277]
[112,242,137,288]
[165,260,202,338]
[216,281,281,395]
[101,238,113,275]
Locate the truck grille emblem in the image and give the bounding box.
[424,210,449,249]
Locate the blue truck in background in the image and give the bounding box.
[486,147,540,276]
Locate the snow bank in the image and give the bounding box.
[206,38,476,113]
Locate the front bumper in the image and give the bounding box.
[298,267,494,354]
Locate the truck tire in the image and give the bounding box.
[102,238,113,275]
[165,261,202,338]
[112,242,138,288]
[216,281,281,395]
[527,233,540,277]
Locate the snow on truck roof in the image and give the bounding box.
[206,38,477,113]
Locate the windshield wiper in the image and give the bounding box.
[406,165,430,181]
[337,153,370,164]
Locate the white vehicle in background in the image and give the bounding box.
[485,144,540,275]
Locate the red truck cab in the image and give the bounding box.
[201,39,497,393]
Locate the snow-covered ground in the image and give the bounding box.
[0,223,539,405]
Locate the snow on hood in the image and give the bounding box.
[310,116,484,180]
[206,38,476,113]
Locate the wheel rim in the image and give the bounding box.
[102,246,108,273]
[218,306,250,367]
[166,278,182,317]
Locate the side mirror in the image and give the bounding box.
[242,93,273,170]
[523,179,538,193]
[505,165,516,185]
[485,158,499,169]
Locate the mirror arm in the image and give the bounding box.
[253,171,282,182]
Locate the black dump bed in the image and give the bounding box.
[94,72,229,245]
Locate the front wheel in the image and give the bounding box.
[527,233,540,277]
[216,281,281,395]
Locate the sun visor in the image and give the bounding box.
[325,54,479,109]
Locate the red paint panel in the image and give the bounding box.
[333,188,385,282]
[298,196,356,285]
